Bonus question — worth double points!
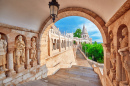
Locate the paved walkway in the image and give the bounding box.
[17,49,102,86]
[76,49,91,67]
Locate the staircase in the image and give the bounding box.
[17,49,102,86]
[18,65,102,86]
[43,65,102,86]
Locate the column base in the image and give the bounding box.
[15,64,25,73]
[30,60,37,67]
[0,72,6,79]
[7,69,16,77]
[25,64,31,69]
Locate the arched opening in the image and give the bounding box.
[39,7,108,44]
[0,32,8,76]
[38,7,108,70]
[73,40,77,45]
[14,35,26,73]
[117,24,129,82]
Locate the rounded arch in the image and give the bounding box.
[0,32,8,42]
[73,40,78,45]
[117,24,129,48]
[15,35,27,45]
[38,7,109,65]
[39,7,108,46]
[31,36,38,45]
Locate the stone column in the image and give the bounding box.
[55,39,57,50]
[113,51,122,86]
[59,36,61,52]
[48,32,52,56]
[65,39,67,50]
[68,41,69,47]
[37,48,41,65]
[25,47,31,69]
[102,43,111,86]
[102,43,111,74]
[7,48,16,77]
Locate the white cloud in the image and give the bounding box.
[78,22,99,33]
[91,32,102,37]
[75,17,103,43]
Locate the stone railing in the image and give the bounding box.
[78,47,104,86]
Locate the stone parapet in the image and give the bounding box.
[0,65,48,86]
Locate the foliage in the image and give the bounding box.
[82,41,104,63]
[73,41,76,44]
[88,57,92,60]
[73,29,82,38]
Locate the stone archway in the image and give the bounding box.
[38,7,109,65]
[39,7,108,44]
[73,40,78,45]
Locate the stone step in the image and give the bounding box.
[59,66,94,73]
[57,68,99,79]
[44,76,76,86]
[45,75,101,86]
[17,79,58,86]
[55,69,101,83]
[71,65,93,70]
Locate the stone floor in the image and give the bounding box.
[17,49,102,86]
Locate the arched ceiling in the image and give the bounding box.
[0,0,126,32]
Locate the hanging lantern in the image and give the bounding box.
[49,0,60,22]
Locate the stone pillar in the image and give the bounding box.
[113,52,122,86]
[102,43,111,74]
[37,48,41,65]
[102,43,111,86]
[7,48,16,77]
[59,36,61,52]
[48,32,52,56]
[25,39,31,69]
[65,39,67,50]
[55,39,57,50]
[68,40,70,48]
[25,47,31,69]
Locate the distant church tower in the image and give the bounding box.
[81,25,89,39]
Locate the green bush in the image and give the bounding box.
[82,41,104,63]
[88,57,92,60]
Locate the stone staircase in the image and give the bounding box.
[43,65,102,86]
[18,65,102,86]
[18,49,102,86]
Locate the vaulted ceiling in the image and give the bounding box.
[0,0,126,32]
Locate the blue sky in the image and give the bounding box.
[55,16,103,43]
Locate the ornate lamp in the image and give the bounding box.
[49,0,60,22]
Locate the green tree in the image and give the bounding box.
[82,42,104,63]
[73,29,82,38]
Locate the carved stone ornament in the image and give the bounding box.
[118,27,129,86]
[15,35,25,66]
[109,32,116,82]
[30,37,37,67]
[0,34,8,73]
[30,37,37,61]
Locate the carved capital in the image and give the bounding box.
[25,47,30,50]
[8,48,14,53]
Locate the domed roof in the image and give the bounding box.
[81,25,88,35]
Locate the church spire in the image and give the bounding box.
[81,25,88,35]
